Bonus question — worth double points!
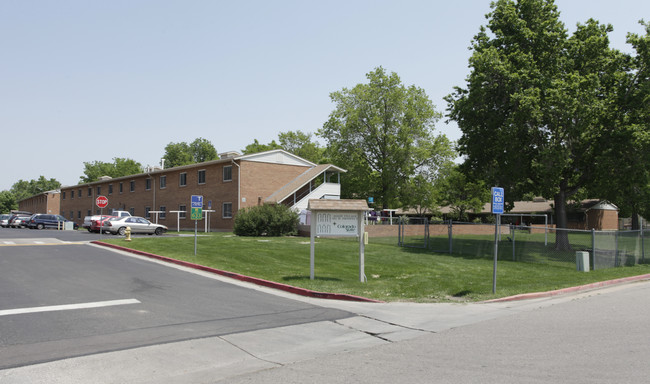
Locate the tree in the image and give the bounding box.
[163,138,218,168]
[278,130,324,164]
[241,131,325,164]
[10,176,62,201]
[446,0,625,249]
[591,21,650,229]
[79,158,143,183]
[0,190,17,213]
[241,139,282,155]
[436,166,491,221]
[320,67,450,209]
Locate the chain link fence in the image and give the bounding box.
[398,219,647,270]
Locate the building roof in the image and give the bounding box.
[308,199,369,211]
[60,149,319,189]
[265,164,347,204]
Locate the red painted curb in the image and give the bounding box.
[483,273,650,303]
[92,241,383,303]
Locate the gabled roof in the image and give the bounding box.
[237,149,316,167]
[265,164,346,204]
[308,199,369,211]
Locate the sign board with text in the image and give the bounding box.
[191,195,203,220]
[315,211,359,237]
[491,187,504,214]
[96,195,109,209]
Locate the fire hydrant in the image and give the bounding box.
[124,226,132,242]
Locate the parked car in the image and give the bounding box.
[90,216,114,232]
[26,214,79,230]
[0,214,11,228]
[8,214,31,228]
[83,210,131,232]
[104,216,167,236]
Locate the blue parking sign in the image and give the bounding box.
[491,187,504,214]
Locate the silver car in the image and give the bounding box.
[104,216,167,236]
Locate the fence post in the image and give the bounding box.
[642,221,645,263]
[424,219,429,249]
[398,218,403,246]
[592,228,596,270]
[448,220,453,254]
[510,224,517,261]
[615,229,620,267]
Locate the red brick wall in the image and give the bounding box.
[60,159,313,231]
[19,193,60,215]
[239,161,311,209]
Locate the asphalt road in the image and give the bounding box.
[2,228,650,383]
[0,228,352,370]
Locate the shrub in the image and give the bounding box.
[233,204,299,236]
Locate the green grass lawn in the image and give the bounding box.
[99,232,650,302]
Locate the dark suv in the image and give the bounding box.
[27,214,78,230]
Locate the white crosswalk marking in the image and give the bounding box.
[0,299,141,317]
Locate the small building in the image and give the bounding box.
[17,189,61,216]
[59,150,346,231]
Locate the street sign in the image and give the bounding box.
[191,195,203,220]
[491,187,504,214]
[96,195,109,209]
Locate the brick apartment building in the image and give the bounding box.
[17,190,61,215]
[58,150,345,231]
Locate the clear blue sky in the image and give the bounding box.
[1,0,648,192]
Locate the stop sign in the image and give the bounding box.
[96,195,109,208]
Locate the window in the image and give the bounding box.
[223,166,232,182]
[78,211,81,219]
[198,169,206,184]
[130,181,135,192]
[88,187,92,197]
[129,207,135,216]
[87,209,91,216]
[145,206,151,219]
[160,206,166,219]
[179,172,187,187]
[71,190,74,199]
[160,175,167,189]
[179,204,186,219]
[62,191,66,200]
[108,184,113,195]
[119,183,123,193]
[223,202,233,219]
[146,178,152,190]
[70,211,73,220]
[78,189,82,198]
[97,186,101,195]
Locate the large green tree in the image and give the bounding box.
[591,21,650,229]
[320,67,451,209]
[163,137,218,168]
[10,176,62,201]
[79,158,143,183]
[241,131,325,164]
[446,0,626,248]
[0,190,18,213]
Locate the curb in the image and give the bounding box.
[483,273,650,303]
[92,241,383,303]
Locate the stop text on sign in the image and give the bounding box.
[96,195,109,208]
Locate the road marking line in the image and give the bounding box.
[0,299,141,317]
[34,241,45,244]
[2,241,16,245]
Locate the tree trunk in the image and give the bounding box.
[554,189,572,251]
[632,209,640,231]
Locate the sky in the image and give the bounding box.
[1,0,649,192]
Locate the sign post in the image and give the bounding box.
[191,195,203,256]
[491,187,504,294]
[308,200,369,283]
[96,195,109,237]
